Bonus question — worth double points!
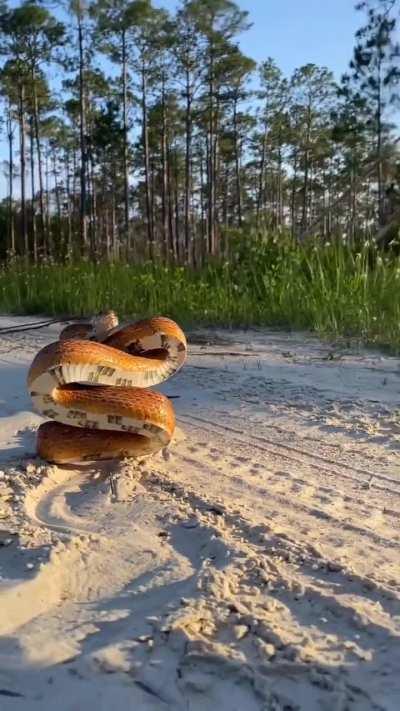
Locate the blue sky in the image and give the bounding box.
[154,0,361,80]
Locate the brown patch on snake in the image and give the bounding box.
[37,422,160,463]
[96,365,116,377]
[42,409,58,419]
[107,415,123,425]
[67,410,87,420]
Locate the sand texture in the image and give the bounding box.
[0,316,399,710]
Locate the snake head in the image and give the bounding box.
[92,310,119,341]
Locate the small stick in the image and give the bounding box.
[109,471,117,498]
[190,351,259,357]
[0,317,74,335]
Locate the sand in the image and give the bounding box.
[0,316,399,710]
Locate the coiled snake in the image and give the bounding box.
[27,312,187,463]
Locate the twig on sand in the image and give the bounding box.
[109,471,118,499]
[190,351,259,357]
[0,317,73,335]
[134,680,169,705]
[0,689,24,698]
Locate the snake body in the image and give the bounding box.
[27,313,187,464]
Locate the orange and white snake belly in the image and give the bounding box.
[27,313,187,463]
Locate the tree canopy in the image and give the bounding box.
[0,0,399,263]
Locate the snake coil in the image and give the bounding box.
[27,312,187,463]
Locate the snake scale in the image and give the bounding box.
[27,312,187,463]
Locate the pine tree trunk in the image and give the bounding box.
[349,166,355,241]
[233,93,242,227]
[222,165,228,228]
[45,150,52,259]
[161,75,169,261]
[53,157,62,261]
[53,149,61,221]
[89,148,96,259]
[31,72,46,256]
[121,28,130,255]
[365,177,371,235]
[65,148,73,259]
[352,166,357,240]
[174,155,180,261]
[86,139,93,255]
[141,60,153,258]
[301,103,312,231]
[19,83,28,258]
[111,189,117,260]
[72,148,78,246]
[213,97,220,254]
[207,45,216,255]
[105,205,111,261]
[78,8,88,255]
[141,62,154,259]
[7,104,15,258]
[308,161,314,227]
[184,66,193,263]
[199,146,206,264]
[291,149,298,238]
[150,158,156,256]
[327,169,332,237]
[167,140,176,261]
[29,118,37,263]
[277,139,283,226]
[377,59,384,226]
[257,124,268,225]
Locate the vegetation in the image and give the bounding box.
[0,0,400,351]
[1,233,400,350]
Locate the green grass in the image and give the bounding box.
[1,232,400,351]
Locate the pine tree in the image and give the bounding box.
[351,0,400,223]
[256,58,290,227]
[290,64,336,235]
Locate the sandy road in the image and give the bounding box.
[0,317,399,710]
